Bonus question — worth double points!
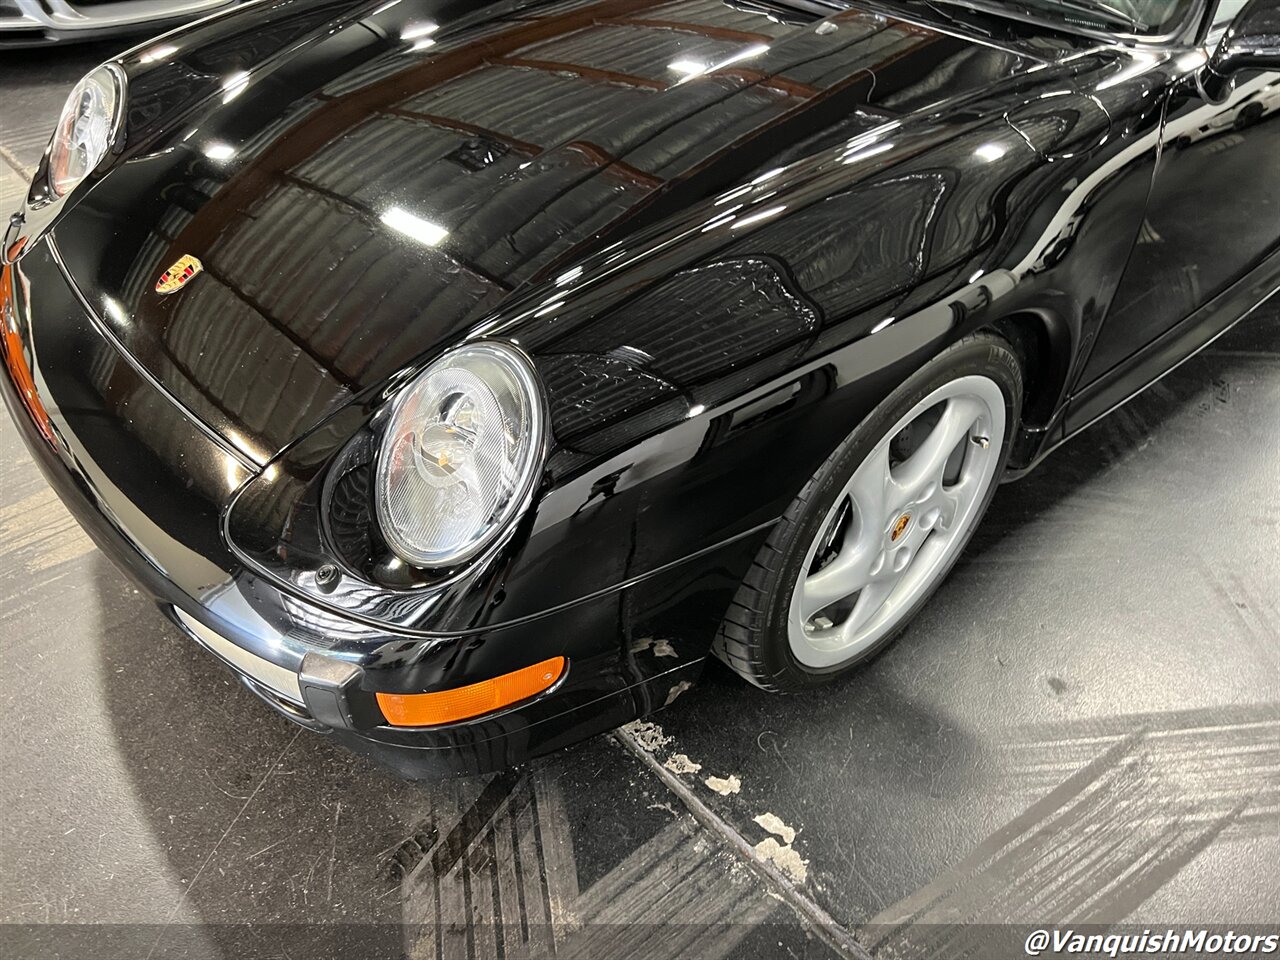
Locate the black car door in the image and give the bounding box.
[1075,0,1280,385]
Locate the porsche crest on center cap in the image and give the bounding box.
[155,255,203,295]
[891,513,912,542]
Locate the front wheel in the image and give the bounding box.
[714,333,1023,692]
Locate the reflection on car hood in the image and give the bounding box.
[51,0,1089,465]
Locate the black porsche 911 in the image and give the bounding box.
[2,0,1277,776]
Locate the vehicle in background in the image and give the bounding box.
[0,0,240,47]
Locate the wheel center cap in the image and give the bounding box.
[890,513,912,543]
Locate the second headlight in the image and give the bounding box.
[48,63,126,199]
[375,341,546,569]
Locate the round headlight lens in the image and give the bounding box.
[48,64,125,198]
[375,342,546,568]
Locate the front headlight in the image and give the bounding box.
[375,341,547,569]
[48,64,126,199]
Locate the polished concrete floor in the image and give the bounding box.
[2,40,1278,960]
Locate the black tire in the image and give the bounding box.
[1234,102,1265,130]
[712,332,1024,693]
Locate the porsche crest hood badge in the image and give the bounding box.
[156,255,203,295]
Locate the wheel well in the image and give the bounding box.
[986,312,1071,427]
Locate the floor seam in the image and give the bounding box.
[613,729,873,960]
[0,143,35,178]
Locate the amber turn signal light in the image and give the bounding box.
[375,656,566,727]
[1,265,55,447]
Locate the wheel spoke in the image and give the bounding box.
[895,397,983,494]
[801,538,879,618]
[848,442,891,523]
[840,576,900,639]
[933,485,963,533]
[890,532,946,600]
[797,441,894,619]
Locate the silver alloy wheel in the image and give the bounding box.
[787,375,1006,668]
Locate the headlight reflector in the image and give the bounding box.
[48,64,125,198]
[375,342,546,568]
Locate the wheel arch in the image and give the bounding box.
[983,308,1074,429]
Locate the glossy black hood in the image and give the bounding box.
[48,0,1091,465]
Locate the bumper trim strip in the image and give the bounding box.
[174,607,304,705]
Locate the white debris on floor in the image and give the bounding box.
[751,813,806,883]
[628,637,678,658]
[752,812,796,845]
[665,753,702,774]
[621,720,673,752]
[663,680,693,707]
[754,836,808,884]
[704,774,741,795]
[620,716,805,887]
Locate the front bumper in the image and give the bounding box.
[0,0,235,46]
[1,239,712,777]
